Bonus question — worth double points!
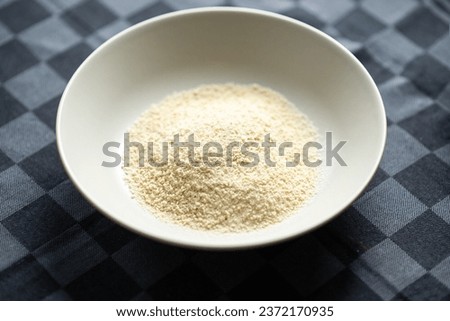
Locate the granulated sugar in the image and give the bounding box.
[124,84,319,232]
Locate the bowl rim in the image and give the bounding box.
[56,6,387,250]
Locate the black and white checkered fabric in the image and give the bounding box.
[0,0,449,300]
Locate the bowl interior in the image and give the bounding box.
[57,8,385,249]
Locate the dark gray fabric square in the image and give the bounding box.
[402,55,450,98]
[0,87,27,127]
[112,238,185,288]
[273,235,345,296]
[400,274,449,300]
[49,180,95,221]
[311,269,381,300]
[19,143,67,190]
[62,0,117,36]
[391,211,450,270]
[354,49,394,85]
[227,265,301,300]
[33,95,60,131]
[48,43,92,80]
[193,250,266,292]
[399,104,450,151]
[2,195,75,251]
[80,212,137,254]
[394,154,450,207]
[0,0,50,33]
[34,225,107,285]
[396,7,448,48]
[0,223,28,272]
[148,262,223,300]
[65,258,141,300]
[0,149,13,173]
[0,40,38,82]
[0,255,58,300]
[319,207,387,263]
[335,8,385,42]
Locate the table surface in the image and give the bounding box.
[0,0,449,300]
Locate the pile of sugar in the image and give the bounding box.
[124,84,319,232]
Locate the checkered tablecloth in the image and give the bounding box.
[0,0,449,301]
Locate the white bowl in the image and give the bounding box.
[57,7,386,249]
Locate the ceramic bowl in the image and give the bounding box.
[57,7,386,249]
